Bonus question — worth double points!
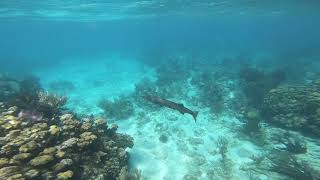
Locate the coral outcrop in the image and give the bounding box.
[263,83,320,136]
[0,103,133,179]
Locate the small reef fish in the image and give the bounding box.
[144,95,198,122]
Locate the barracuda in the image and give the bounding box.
[144,95,198,122]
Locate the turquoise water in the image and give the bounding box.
[1,1,320,180]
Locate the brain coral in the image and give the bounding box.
[263,83,320,136]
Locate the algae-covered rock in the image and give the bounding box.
[0,115,21,130]
[95,117,107,127]
[159,134,169,143]
[53,159,73,172]
[19,141,38,153]
[58,138,79,150]
[81,122,92,131]
[114,134,134,149]
[3,106,18,116]
[111,124,118,131]
[0,166,20,178]
[60,114,73,121]
[40,147,56,155]
[25,169,39,179]
[247,110,260,120]
[60,114,80,132]
[94,117,107,134]
[7,173,24,180]
[12,153,32,161]
[57,170,73,180]
[55,150,66,159]
[49,125,61,135]
[5,129,21,141]
[0,158,9,168]
[30,155,54,166]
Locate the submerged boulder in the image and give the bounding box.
[30,155,54,166]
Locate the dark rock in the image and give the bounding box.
[159,134,168,143]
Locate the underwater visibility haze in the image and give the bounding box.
[1,1,320,180]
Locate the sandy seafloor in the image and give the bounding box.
[34,55,320,180]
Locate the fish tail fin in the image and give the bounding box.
[192,111,199,123]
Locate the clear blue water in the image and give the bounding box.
[1,1,319,73]
[1,1,320,179]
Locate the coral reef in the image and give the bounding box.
[191,71,226,114]
[97,96,135,120]
[0,102,133,179]
[263,82,320,136]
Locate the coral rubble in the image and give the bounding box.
[0,102,133,179]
